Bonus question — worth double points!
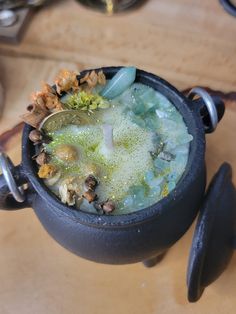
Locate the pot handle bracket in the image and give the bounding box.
[0,152,30,210]
[187,87,225,133]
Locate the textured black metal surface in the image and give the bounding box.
[219,0,236,17]
[0,67,225,265]
[187,163,236,302]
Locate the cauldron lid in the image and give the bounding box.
[187,162,236,302]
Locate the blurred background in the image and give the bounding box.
[0,1,236,313]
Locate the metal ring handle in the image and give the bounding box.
[0,152,25,203]
[187,87,219,133]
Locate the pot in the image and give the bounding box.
[0,67,235,302]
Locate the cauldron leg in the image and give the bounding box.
[142,252,166,268]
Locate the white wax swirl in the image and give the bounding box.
[102,124,114,152]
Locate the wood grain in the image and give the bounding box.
[0,1,236,313]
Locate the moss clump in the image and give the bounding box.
[65,91,110,112]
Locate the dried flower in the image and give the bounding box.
[80,70,106,89]
[42,83,55,95]
[64,177,81,192]
[58,176,81,206]
[97,71,106,85]
[21,82,64,127]
[44,94,62,111]
[32,84,63,111]
[85,175,98,191]
[38,164,57,179]
[31,92,45,107]
[83,190,97,203]
[94,200,116,214]
[55,69,79,95]
[81,70,97,88]
[59,183,76,206]
[65,90,110,112]
[102,200,116,213]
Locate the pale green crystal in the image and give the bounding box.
[101,67,136,99]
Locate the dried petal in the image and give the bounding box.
[102,200,116,213]
[87,70,98,88]
[83,190,97,203]
[58,177,81,206]
[54,101,64,112]
[61,177,81,193]
[85,175,98,191]
[31,92,45,108]
[80,72,90,85]
[44,94,62,110]
[55,69,79,95]
[80,70,106,89]
[31,85,63,111]
[97,71,106,85]
[42,82,56,95]
[59,183,76,206]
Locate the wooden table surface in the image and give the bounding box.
[0,0,236,313]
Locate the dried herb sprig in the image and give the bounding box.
[64,91,110,113]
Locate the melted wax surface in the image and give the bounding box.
[45,83,193,214]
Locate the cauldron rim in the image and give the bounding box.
[21,66,205,228]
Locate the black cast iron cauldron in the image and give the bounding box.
[0,67,235,302]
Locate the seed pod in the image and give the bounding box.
[102,200,116,214]
[29,129,42,143]
[85,175,98,191]
[36,152,48,165]
[83,190,97,203]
